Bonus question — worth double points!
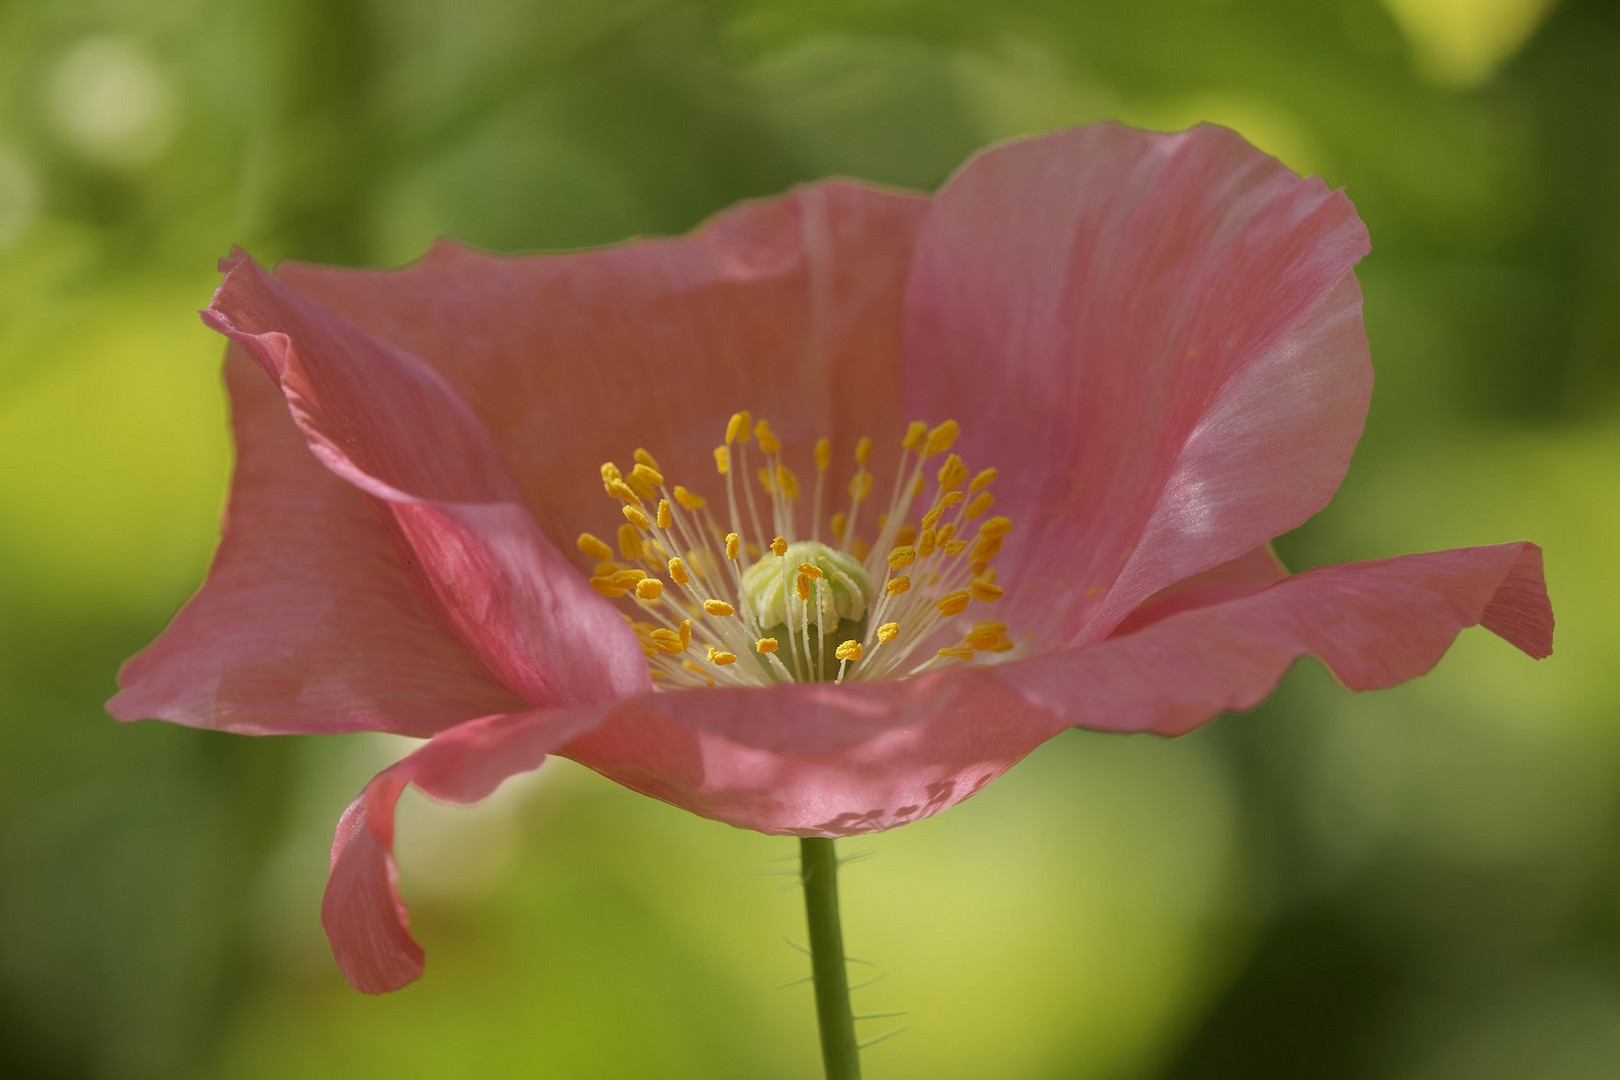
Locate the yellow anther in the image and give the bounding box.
[593,561,623,577]
[622,504,652,530]
[754,419,781,455]
[965,491,995,519]
[849,471,873,503]
[797,562,824,579]
[912,476,925,496]
[887,546,916,571]
[814,438,831,472]
[703,599,735,617]
[965,621,1006,650]
[650,628,685,655]
[617,523,643,561]
[777,465,800,502]
[936,645,975,660]
[902,421,928,450]
[606,478,642,505]
[725,532,741,560]
[707,647,738,666]
[577,533,614,561]
[726,411,752,444]
[855,436,872,466]
[969,581,1005,603]
[627,463,664,500]
[944,539,968,556]
[600,462,622,485]
[830,511,848,540]
[851,537,869,560]
[937,454,968,492]
[679,619,692,650]
[936,590,971,617]
[756,467,775,495]
[937,522,956,544]
[979,515,1014,538]
[756,637,779,654]
[971,535,1004,563]
[886,576,911,596]
[673,485,707,511]
[965,632,1000,652]
[713,445,730,476]
[990,638,1015,653]
[969,467,997,493]
[835,639,863,662]
[656,499,672,529]
[923,419,960,456]
[876,622,899,644]
[667,557,690,585]
[918,529,937,559]
[608,569,647,589]
[795,574,811,601]
[589,576,626,598]
[920,505,945,531]
[635,579,664,601]
[633,447,661,471]
[771,536,788,558]
[941,491,965,508]
[894,524,917,547]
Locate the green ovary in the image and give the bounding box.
[741,540,873,633]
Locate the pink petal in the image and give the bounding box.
[109,349,527,735]
[904,124,1372,645]
[324,542,1547,991]
[273,182,931,554]
[322,706,611,993]
[1009,542,1552,737]
[1110,542,1289,637]
[576,544,1548,828]
[204,253,648,710]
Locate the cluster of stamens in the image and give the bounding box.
[577,412,1015,689]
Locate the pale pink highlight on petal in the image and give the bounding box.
[904,124,1372,645]
[204,253,648,710]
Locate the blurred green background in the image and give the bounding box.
[2,0,1616,1076]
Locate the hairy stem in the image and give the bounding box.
[801,836,861,1079]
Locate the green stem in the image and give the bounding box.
[801,836,861,1079]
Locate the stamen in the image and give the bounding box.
[577,533,613,561]
[581,411,1017,689]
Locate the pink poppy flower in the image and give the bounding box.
[110,123,1552,994]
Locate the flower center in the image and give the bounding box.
[577,412,1015,688]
